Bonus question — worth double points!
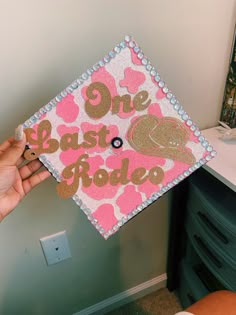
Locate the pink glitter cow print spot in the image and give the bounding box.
[120,67,145,94]
[93,204,117,232]
[56,94,79,123]
[116,185,142,215]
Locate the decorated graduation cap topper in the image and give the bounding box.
[23,36,216,239]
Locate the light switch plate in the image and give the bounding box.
[40,230,71,265]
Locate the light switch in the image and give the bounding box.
[40,230,71,265]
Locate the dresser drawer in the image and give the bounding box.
[178,260,209,309]
[187,181,236,261]
[186,210,236,291]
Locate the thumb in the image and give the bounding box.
[0,125,26,166]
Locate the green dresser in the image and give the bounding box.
[176,169,236,308]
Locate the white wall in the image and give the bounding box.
[0,1,235,314]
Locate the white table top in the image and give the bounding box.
[201,126,236,192]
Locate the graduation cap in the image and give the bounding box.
[23,36,216,239]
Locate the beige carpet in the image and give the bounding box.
[106,288,182,315]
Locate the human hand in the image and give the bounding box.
[0,125,51,222]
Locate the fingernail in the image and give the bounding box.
[15,125,24,141]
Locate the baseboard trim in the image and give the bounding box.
[73,273,167,315]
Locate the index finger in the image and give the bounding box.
[0,136,26,166]
[0,137,15,154]
[0,137,25,166]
